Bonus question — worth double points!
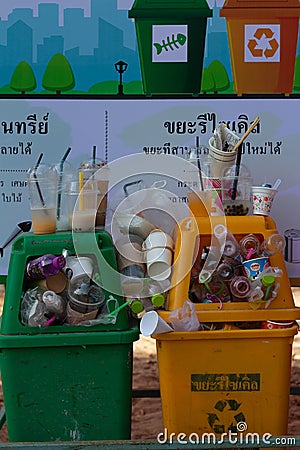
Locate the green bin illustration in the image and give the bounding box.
[129,0,212,96]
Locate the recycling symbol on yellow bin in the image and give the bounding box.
[244,24,280,63]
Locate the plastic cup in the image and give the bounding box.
[251,186,277,216]
[242,256,269,279]
[27,165,58,235]
[143,230,173,281]
[55,161,77,231]
[203,177,223,215]
[78,159,109,227]
[67,181,99,232]
[221,177,252,216]
[208,136,237,178]
[66,274,105,324]
[140,310,173,336]
[64,256,94,279]
[261,320,295,330]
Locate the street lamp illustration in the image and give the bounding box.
[114,60,128,95]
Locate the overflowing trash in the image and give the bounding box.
[20,251,121,327]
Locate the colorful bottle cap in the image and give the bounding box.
[261,275,275,287]
[130,300,144,314]
[151,293,165,308]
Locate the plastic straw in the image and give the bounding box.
[92,145,96,165]
[108,299,131,316]
[246,247,255,260]
[33,153,46,208]
[78,171,84,211]
[231,143,242,200]
[57,147,71,220]
[272,178,282,190]
[195,136,204,191]
[231,117,260,200]
[231,117,259,200]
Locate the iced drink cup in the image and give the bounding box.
[27,164,58,235]
[67,181,99,232]
[78,158,109,227]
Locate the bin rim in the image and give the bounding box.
[0,326,140,349]
[129,0,212,19]
[153,323,299,341]
[220,0,300,18]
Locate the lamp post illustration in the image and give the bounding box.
[114,60,128,95]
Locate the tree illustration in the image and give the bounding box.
[209,60,230,93]
[10,61,37,94]
[201,67,215,93]
[42,53,75,94]
[293,55,300,91]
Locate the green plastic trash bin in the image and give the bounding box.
[0,231,139,442]
[129,0,212,96]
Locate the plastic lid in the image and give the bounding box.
[130,300,144,314]
[79,157,106,170]
[27,163,58,181]
[151,293,165,307]
[262,275,275,287]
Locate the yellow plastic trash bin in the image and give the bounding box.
[154,215,300,440]
[220,0,300,95]
[155,325,298,438]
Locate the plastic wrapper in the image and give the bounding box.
[168,300,202,332]
[20,286,49,327]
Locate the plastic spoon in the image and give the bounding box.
[272,179,282,190]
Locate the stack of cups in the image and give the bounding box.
[116,235,146,297]
[142,230,173,281]
[208,137,237,178]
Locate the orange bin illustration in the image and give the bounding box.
[220,0,300,95]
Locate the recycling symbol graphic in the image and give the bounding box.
[207,399,246,434]
[244,24,280,63]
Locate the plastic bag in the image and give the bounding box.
[168,300,201,331]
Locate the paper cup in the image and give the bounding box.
[143,230,173,251]
[145,247,173,281]
[143,230,173,281]
[140,310,173,336]
[64,256,94,279]
[242,257,269,279]
[208,137,237,178]
[261,320,295,330]
[252,186,277,216]
[35,272,67,293]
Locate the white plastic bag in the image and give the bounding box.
[168,300,201,332]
